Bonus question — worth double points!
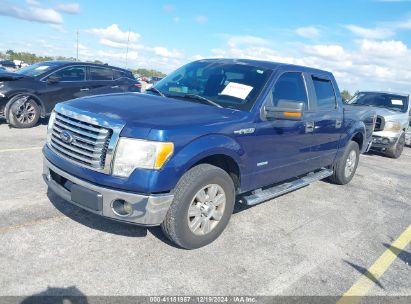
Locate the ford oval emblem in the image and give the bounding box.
[60,130,74,144]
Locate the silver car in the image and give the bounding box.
[347,91,410,158]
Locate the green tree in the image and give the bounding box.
[341,90,352,102]
[131,68,166,78]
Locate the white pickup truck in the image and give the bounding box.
[347,91,410,158]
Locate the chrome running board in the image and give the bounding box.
[241,168,333,206]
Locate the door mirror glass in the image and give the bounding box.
[265,100,304,121]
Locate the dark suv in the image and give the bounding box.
[0,61,139,128]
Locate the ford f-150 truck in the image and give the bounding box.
[43,59,375,249]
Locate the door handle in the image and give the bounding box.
[336,119,342,128]
[111,85,119,89]
[80,88,90,91]
[305,121,315,133]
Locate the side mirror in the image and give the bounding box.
[265,100,304,121]
[47,75,60,84]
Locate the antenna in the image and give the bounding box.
[76,30,79,61]
[125,28,131,68]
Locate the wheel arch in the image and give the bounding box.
[351,131,364,151]
[5,92,46,123]
[190,154,241,192]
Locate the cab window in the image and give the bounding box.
[51,66,86,82]
[267,72,308,109]
[312,76,336,110]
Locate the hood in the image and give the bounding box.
[372,107,406,118]
[0,71,26,81]
[344,104,405,118]
[63,92,242,130]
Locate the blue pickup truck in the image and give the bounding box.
[43,59,375,249]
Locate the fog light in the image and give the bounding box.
[382,138,390,145]
[112,199,133,216]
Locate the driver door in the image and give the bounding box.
[241,71,315,190]
[44,66,88,106]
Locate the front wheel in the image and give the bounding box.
[161,164,235,249]
[328,141,360,185]
[8,96,40,128]
[384,133,405,159]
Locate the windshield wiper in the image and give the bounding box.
[179,94,223,108]
[146,87,166,97]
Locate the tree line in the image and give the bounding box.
[0,49,166,78]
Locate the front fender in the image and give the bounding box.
[147,134,244,193]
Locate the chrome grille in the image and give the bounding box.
[50,112,112,172]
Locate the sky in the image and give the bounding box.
[0,0,411,93]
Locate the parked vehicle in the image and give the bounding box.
[43,59,375,249]
[0,61,139,128]
[0,66,6,72]
[0,60,19,71]
[346,91,410,158]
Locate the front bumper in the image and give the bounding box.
[406,131,411,146]
[371,135,398,149]
[43,157,174,226]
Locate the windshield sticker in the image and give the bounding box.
[391,99,403,105]
[220,82,253,100]
[35,66,50,70]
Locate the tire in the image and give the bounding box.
[161,164,235,249]
[328,141,360,185]
[384,133,405,159]
[8,96,40,128]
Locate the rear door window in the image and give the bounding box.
[312,76,336,110]
[90,67,113,81]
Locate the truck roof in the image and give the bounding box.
[197,58,334,76]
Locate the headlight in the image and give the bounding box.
[112,138,174,177]
[384,121,402,132]
[46,111,56,144]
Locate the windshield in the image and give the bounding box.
[152,61,272,111]
[347,92,409,113]
[15,62,61,77]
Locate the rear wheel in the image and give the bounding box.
[8,96,40,128]
[328,141,360,185]
[161,164,235,249]
[384,133,405,159]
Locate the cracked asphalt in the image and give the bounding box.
[0,121,410,300]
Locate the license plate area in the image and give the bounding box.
[71,184,103,211]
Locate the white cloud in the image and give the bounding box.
[26,0,39,5]
[163,4,175,12]
[295,26,321,39]
[359,39,407,57]
[0,2,63,24]
[97,50,138,61]
[303,44,346,59]
[227,35,269,48]
[88,24,140,43]
[56,3,80,14]
[345,24,394,39]
[152,47,183,58]
[173,17,180,23]
[100,38,143,50]
[210,35,411,92]
[195,15,208,24]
